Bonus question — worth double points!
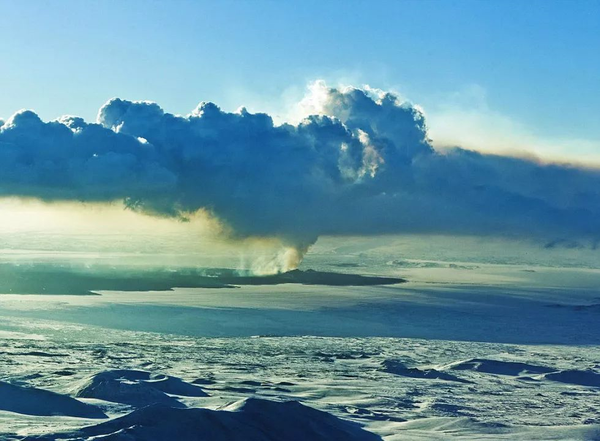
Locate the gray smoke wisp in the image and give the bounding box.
[1,83,599,272]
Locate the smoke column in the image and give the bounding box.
[1,82,599,272]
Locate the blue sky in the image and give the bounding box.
[1,0,599,160]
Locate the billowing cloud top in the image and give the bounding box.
[1,82,599,262]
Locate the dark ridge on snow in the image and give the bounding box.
[546,303,600,312]
[0,380,106,418]
[2,350,69,357]
[544,369,600,387]
[341,405,406,422]
[0,264,404,295]
[443,358,556,376]
[24,397,382,441]
[381,360,472,383]
[76,370,207,408]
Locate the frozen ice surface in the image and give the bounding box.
[1,323,599,440]
[1,235,600,439]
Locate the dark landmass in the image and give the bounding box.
[331,263,363,268]
[0,265,405,295]
[219,269,405,287]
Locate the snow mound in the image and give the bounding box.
[0,380,106,418]
[544,369,600,387]
[25,398,381,441]
[381,360,471,383]
[443,358,555,376]
[75,369,207,407]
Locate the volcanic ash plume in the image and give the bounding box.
[0,81,599,273]
[238,246,306,276]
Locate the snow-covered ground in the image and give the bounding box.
[0,235,599,440]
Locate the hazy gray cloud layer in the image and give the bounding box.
[1,84,599,257]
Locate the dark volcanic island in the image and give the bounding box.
[0,264,405,295]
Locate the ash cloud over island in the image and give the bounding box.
[1,82,599,271]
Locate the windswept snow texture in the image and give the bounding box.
[1,321,600,440]
[0,380,106,418]
[26,398,381,441]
